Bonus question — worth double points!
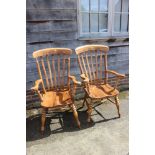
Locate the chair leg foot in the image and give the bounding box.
[41,107,47,133]
[70,104,81,128]
[115,96,121,118]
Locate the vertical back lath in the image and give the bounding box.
[41,57,50,90]
[36,58,46,93]
[46,55,53,88]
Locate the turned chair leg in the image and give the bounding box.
[85,99,93,122]
[82,97,86,108]
[115,95,121,118]
[41,107,47,133]
[81,94,87,108]
[70,104,81,128]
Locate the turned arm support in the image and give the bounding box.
[80,74,89,83]
[106,70,125,89]
[31,79,43,101]
[69,75,81,85]
[31,79,42,91]
[68,75,81,97]
[80,74,90,94]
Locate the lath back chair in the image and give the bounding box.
[75,45,125,122]
[31,48,81,133]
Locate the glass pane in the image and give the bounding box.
[90,13,98,32]
[99,13,108,32]
[82,13,89,32]
[122,0,129,12]
[115,0,122,12]
[100,0,108,12]
[121,14,129,32]
[90,0,98,12]
[114,13,121,32]
[81,0,89,11]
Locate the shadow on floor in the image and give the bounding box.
[27,111,92,141]
[26,108,119,142]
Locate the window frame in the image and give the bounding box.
[77,0,129,39]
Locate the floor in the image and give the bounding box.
[26,91,129,155]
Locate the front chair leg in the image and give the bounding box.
[81,94,87,108]
[41,107,47,133]
[70,104,81,128]
[115,95,121,118]
[85,99,93,122]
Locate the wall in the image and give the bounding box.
[26,0,129,104]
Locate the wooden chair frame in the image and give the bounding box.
[75,45,125,122]
[31,48,81,133]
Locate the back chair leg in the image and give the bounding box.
[70,104,81,128]
[81,94,88,109]
[41,107,47,133]
[85,99,93,122]
[115,95,121,118]
[82,96,86,108]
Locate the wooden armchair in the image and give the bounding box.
[75,45,125,122]
[31,48,81,133]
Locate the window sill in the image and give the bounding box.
[78,35,129,41]
[77,36,129,47]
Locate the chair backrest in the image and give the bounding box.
[75,45,109,84]
[33,48,72,92]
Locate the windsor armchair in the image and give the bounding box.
[75,45,125,122]
[31,48,81,133]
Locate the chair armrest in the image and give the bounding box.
[68,75,81,97]
[80,74,90,94]
[31,79,43,101]
[80,74,89,83]
[31,79,43,91]
[106,70,125,90]
[69,75,81,85]
[106,70,125,79]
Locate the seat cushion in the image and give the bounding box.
[85,84,119,99]
[41,90,72,108]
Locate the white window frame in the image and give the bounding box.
[112,0,129,37]
[78,0,129,39]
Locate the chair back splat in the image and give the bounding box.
[75,45,109,84]
[33,48,72,92]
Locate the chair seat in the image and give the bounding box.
[85,84,119,99]
[41,90,72,108]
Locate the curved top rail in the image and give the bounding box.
[33,48,72,58]
[75,45,109,54]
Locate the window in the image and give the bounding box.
[79,0,129,38]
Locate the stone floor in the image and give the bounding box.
[26,91,129,155]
